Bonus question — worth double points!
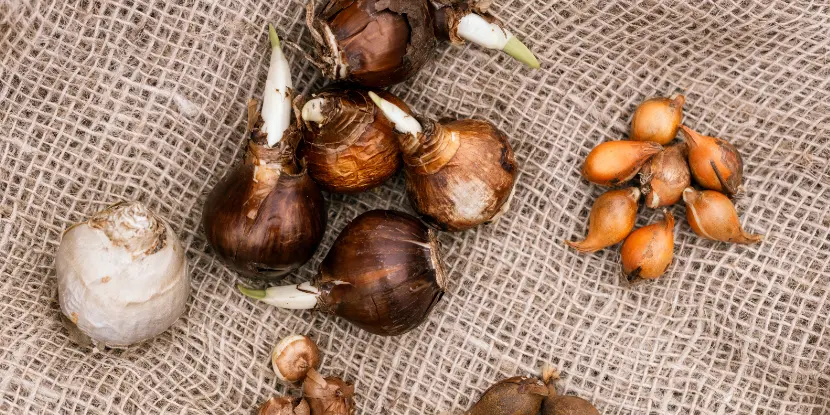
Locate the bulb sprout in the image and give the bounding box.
[240,281,320,310]
[301,98,326,123]
[261,24,294,147]
[368,91,423,135]
[457,13,540,69]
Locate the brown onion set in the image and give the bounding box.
[567,92,763,283]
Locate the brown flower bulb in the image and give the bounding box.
[203,28,326,281]
[566,187,641,253]
[305,0,539,88]
[639,143,691,208]
[682,188,763,244]
[582,141,663,186]
[302,373,355,415]
[305,0,436,87]
[240,210,446,336]
[272,335,322,383]
[369,92,518,232]
[620,210,675,282]
[299,87,410,193]
[540,366,600,415]
[630,94,685,145]
[466,376,549,415]
[258,396,311,415]
[680,126,744,196]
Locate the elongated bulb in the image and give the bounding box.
[368,91,422,135]
[302,98,326,123]
[457,14,540,69]
[261,24,293,147]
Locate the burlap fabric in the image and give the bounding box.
[2,0,829,413]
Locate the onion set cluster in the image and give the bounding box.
[568,92,763,283]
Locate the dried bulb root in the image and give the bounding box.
[680,126,744,196]
[630,94,685,145]
[582,141,663,186]
[566,187,641,253]
[639,143,691,208]
[272,335,322,383]
[302,374,355,415]
[683,188,763,244]
[258,396,311,415]
[466,376,549,415]
[620,210,675,282]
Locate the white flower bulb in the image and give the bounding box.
[56,202,190,347]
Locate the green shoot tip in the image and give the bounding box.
[238,284,267,300]
[503,37,540,69]
[367,91,383,107]
[268,24,280,49]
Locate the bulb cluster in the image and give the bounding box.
[569,92,763,283]
[465,367,600,415]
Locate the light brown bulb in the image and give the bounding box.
[683,188,763,244]
[272,335,322,383]
[466,376,549,415]
[258,396,311,415]
[639,143,691,208]
[302,373,355,415]
[566,187,641,253]
[300,87,410,193]
[680,126,744,196]
[620,210,675,282]
[582,141,663,186]
[630,94,685,145]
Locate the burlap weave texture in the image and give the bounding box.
[1,0,829,413]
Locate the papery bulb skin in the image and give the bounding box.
[300,87,410,193]
[307,0,436,87]
[541,396,600,415]
[56,202,190,348]
[620,210,675,282]
[466,376,549,415]
[683,188,763,244]
[258,396,311,415]
[202,139,327,281]
[680,126,744,196]
[302,375,356,415]
[272,335,322,383]
[316,210,446,336]
[566,187,640,253]
[630,94,685,145]
[402,119,518,232]
[639,143,691,208]
[582,141,663,186]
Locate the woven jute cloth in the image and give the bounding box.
[2,0,829,413]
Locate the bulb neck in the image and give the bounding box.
[398,120,461,175]
[301,90,376,147]
[88,202,166,257]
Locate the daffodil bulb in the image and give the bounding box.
[56,201,190,348]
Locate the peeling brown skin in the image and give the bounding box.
[300,86,411,193]
[202,114,327,282]
[466,376,549,415]
[258,396,311,415]
[541,396,600,415]
[302,376,355,415]
[402,119,518,232]
[314,210,445,336]
[639,143,691,208]
[310,0,436,87]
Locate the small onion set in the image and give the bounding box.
[568,92,763,283]
[466,367,599,415]
[259,335,355,415]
